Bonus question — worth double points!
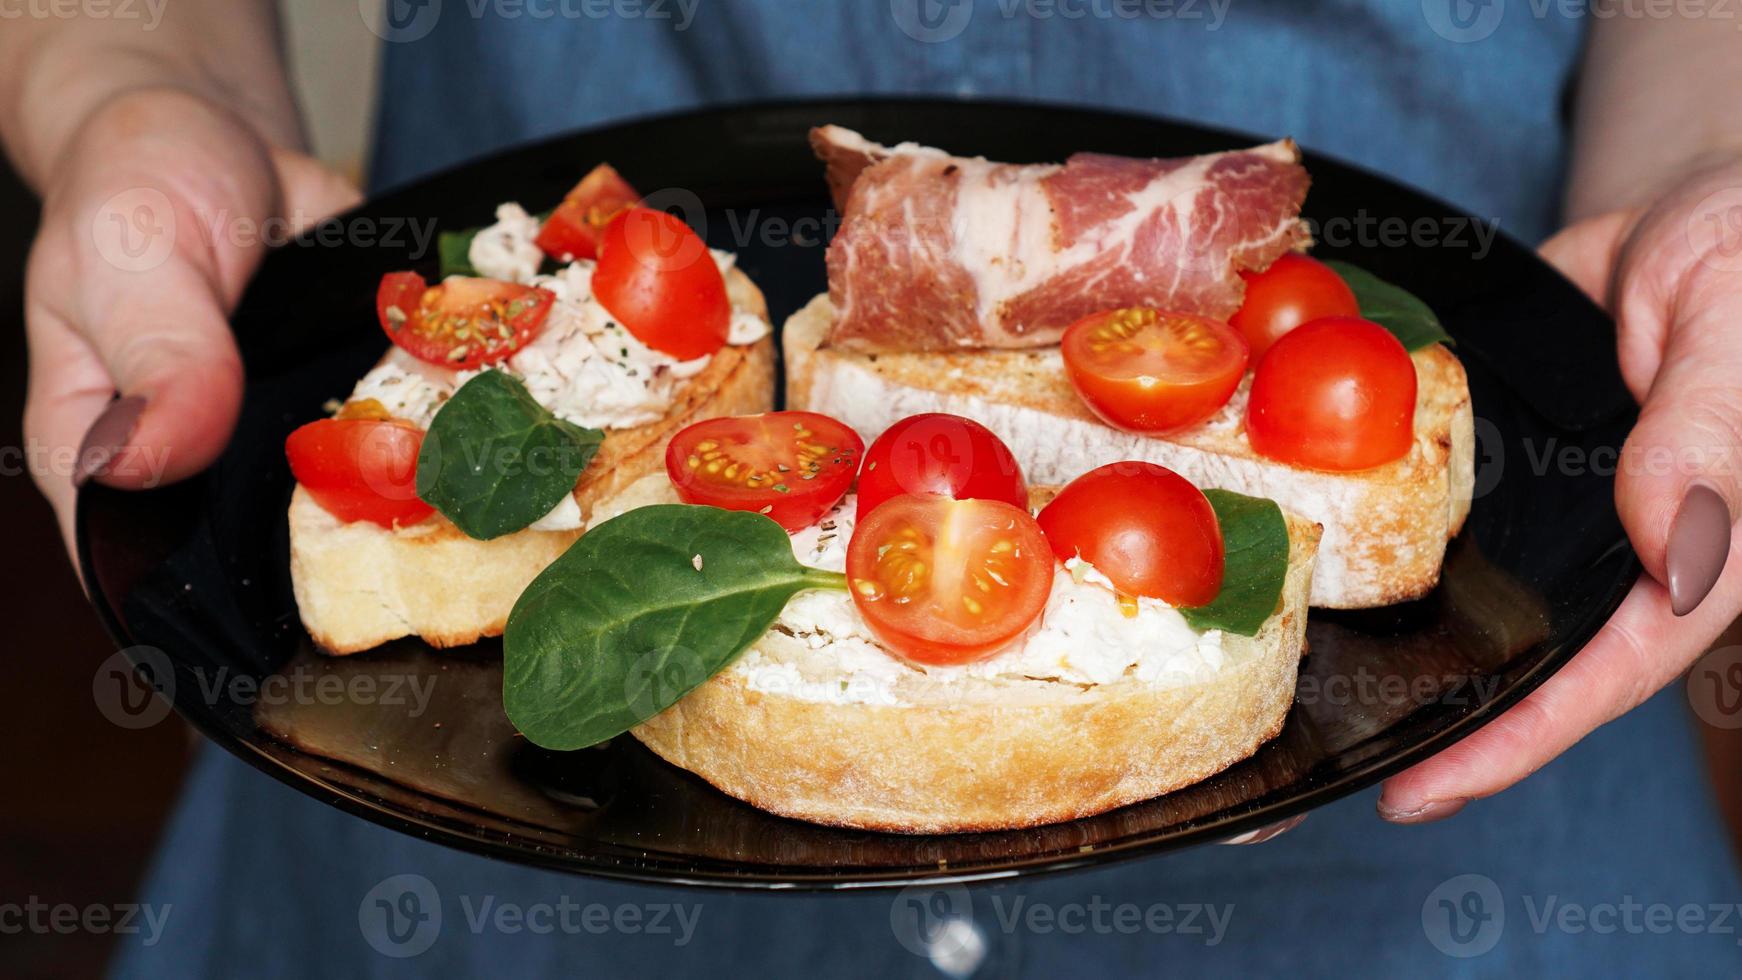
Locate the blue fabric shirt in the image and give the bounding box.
[370,0,1582,242]
[112,4,1742,977]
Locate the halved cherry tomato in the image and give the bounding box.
[1245,315,1417,471]
[1036,462,1223,607]
[1230,253,1360,359]
[534,163,640,262]
[593,207,730,361]
[666,412,863,532]
[854,413,1027,524]
[1061,308,1249,434]
[286,415,434,528]
[847,495,1054,665]
[376,272,554,371]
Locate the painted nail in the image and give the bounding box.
[1378,797,1468,824]
[1667,484,1732,617]
[73,395,147,487]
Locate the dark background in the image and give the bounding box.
[0,162,189,978]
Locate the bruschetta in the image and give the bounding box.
[788,127,1472,609]
[288,169,776,653]
[503,411,1319,832]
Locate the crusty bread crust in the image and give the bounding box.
[290,268,776,654]
[784,292,1472,608]
[629,482,1321,833]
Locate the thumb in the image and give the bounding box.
[1614,281,1742,615]
[65,248,247,493]
[1607,174,1742,616]
[21,90,360,556]
[63,147,362,492]
[23,229,245,559]
[23,179,251,557]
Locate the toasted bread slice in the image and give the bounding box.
[785,293,1470,608]
[290,267,776,654]
[599,476,1321,833]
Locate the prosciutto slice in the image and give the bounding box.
[812,125,1311,352]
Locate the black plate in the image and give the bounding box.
[78,99,1637,889]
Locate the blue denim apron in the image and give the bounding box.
[114,2,1742,975]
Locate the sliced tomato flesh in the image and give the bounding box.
[376,272,554,371]
[665,412,862,532]
[1061,308,1249,434]
[534,163,640,262]
[286,416,434,528]
[847,495,1054,665]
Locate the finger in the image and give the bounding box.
[1537,209,1635,308]
[64,148,359,491]
[56,201,246,491]
[21,303,118,550]
[1612,276,1742,613]
[270,147,363,226]
[67,150,361,490]
[27,95,283,499]
[1377,553,1741,821]
[1539,210,1665,406]
[19,91,360,567]
[1600,167,1742,612]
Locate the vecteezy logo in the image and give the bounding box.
[1685,188,1742,274]
[1470,416,1505,500]
[637,186,709,245]
[1421,0,1503,44]
[623,643,709,725]
[362,0,442,43]
[889,884,976,960]
[92,646,175,730]
[1421,874,1504,957]
[91,188,176,273]
[890,0,973,43]
[617,188,711,271]
[1689,645,1742,730]
[359,874,442,958]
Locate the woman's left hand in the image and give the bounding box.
[1378,155,1742,822]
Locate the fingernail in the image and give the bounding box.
[73,395,147,487]
[1667,483,1732,616]
[1378,797,1468,824]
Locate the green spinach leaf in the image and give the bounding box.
[416,370,603,540]
[503,504,848,750]
[1180,489,1291,636]
[437,228,480,278]
[1324,260,1454,351]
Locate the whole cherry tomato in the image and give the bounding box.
[1037,462,1223,607]
[1245,315,1417,471]
[854,413,1027,524]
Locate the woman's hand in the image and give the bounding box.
[1378,155,1742,822]
[23,87,359,557]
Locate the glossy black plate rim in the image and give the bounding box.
[80,590,1614,892]
[76,96,1637,890]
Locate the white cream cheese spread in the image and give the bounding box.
[738,493,1225,704]
[345,202,770,532]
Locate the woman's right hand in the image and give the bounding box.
[23,87,360,560]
